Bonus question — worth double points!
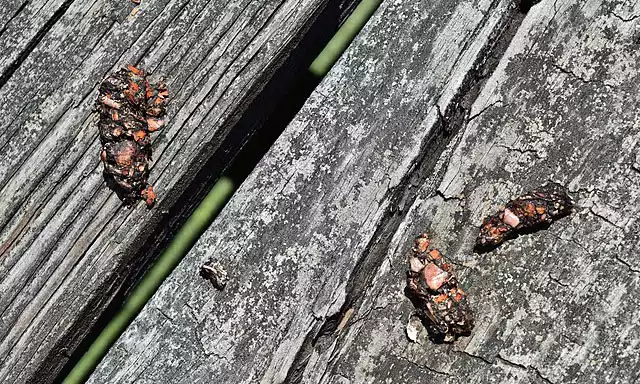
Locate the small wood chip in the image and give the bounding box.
[406,315,423,343]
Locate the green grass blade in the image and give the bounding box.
[309,0,382,76]
[63,177,234,384]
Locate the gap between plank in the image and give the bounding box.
[56,1,383,383]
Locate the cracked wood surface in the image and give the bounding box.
[0,0,356,382]
[294,0,640,383]
[89,0,524,382]
[93,0,640,383]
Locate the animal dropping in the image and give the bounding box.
[97,65,168,207]
[200,259,228,290]
[405,233,474,342]
[475,182,573,252]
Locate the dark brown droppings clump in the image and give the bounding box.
[97,65,168,207]
[475,182,573,252]
[405,233,474,343]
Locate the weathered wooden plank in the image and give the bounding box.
[0,0,75,88]
[281,0,640,383]
[0,0,358,382]
[89,0,531,382]
[0,1,27,30]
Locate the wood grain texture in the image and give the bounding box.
[0,0,356,382]
[89,0,527,382]
[285,0,640,383]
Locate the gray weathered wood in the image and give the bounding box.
[88,0,533,382]
[0,0,357,382]
[294,1,640,383]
